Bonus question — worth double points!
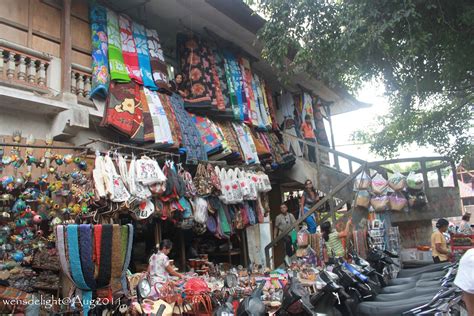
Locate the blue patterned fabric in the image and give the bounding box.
[89,2,109,98]
[223,50,245,121]
[79,224,96,289]
[132,22,157,90]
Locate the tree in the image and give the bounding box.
[251,0,474,161]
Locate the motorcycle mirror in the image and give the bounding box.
[137,279,151,302]
[224,274,238,288]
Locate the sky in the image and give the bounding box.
[328,81,438,162]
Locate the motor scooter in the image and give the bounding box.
[274,272,319,316]
[236,281,266,316]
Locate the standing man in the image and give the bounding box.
[300,114,317,163]
[274,204,296,261]
[431,218,451,263]
[454,249,474,315]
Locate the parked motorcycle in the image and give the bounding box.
[236,281,266,316]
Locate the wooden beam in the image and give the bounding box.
[60,0,72,93]
[27,0,33,47]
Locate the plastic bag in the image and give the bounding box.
[193,197,208,224]
[388,172,406,191]
[371,195,389,211]
[407,172,424,191]
[354,171,371,190]
[297,225,310,248]
[408,191,428,208]
[355,190,371,208]
[371,174,388,195]
[389,191,407,211]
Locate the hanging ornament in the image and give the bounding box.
[73,157,81,164]
[15,218,28,228]
[54,154,64,166]
[25,134,35,155]
[35,230,44,237]
[1,156,12,165]
[12,130,22,151]
[0,226,11,236]
[12,199,27,213]
[48,166,56,174]
[50,217,62,226]
[78,160,87,171]
[70,171,81,180]
[38,174,48,186]
[1,176,14,190]
[12,250,24,262]
[37,157,46,168]
[11,235,23,243]
[14,176,25,189]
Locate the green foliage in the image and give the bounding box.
[252,0,474,161]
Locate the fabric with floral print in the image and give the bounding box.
[223,50,245,121]
[143,88,174,147]
[119,14,142,84]
[210,46,234,116]
[89,3,109,98]
[177,33,212,109]
[132,22,157,90]
[106,9,130,82]
[158,93,182,149]
[189,113,223,155]
[168,93,208,164]
[239,57,259,126]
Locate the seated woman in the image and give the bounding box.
[321,219,352,260]
[148,239,184,296]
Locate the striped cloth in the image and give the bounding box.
[327,231,345,258]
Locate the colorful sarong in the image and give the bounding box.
[189,113,223,155]
[119,14,142,84]
[106,9,130,82]
[132,22,157,90]
[89,3,109,98]
[101,81,141,136]
[177,33,212,109]
[144,88,174,147]
[159,93,182,149]
[223,50,245,121]
[168,93,208,164]
[146,29,170,92]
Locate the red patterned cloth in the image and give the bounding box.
[159,93,183,149]
[119,14,142,84]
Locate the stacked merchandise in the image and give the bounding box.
[89,4,294,169]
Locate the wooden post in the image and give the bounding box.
[324,103,336,150]
[179,229,186,272]
[60,0,72,93]
[420,160,430,192]
[436,168,444,188]
[27,0,33,47]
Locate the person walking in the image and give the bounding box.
[274,204,296,261]
[431,218,451,263]
[321,219,352,259]
[454,249,474,315]
[300,179,319,234]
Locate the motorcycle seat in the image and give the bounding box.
[387,270,446,285]
[374,286,440,302]
[356,294,435,316]
[397,262,450,278]
[380,279,440,294]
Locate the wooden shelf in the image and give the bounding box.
[210,250,241,256]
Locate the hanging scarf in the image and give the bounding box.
[110,225,123,292]
[302,92,315,129]
[128,87,146,143]
[211,46,233,116]
[207,46,226,111]
[262,80,279,131]
[94,224,102,267]
[177,33,212,109]
[146,28,170,92]
[139,87,156,142]
[143,88,173,147]
[216,121,244,160]
[101,81,141,137]
[132,22,157,90]
[79,224,97,290]
[121,224,134,295]
[55,225,72,282]
[239,57,259,126]
[254,74,272,130]
[232,123,256,164]
[223,50,245,121]
[97,224,113,288]
[189,113,223,155]
[106,8,130,82]
[89,2,109,98]
[159,93,183,149]
[67,225,93,315]
[168,93,207,164]
[251,73,266,129]
[119,14,142,84]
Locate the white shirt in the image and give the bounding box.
[454,249,474,294]
[149,252,170,283]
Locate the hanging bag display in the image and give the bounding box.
[371,174,388,195]
[194,164,212,197]
[227,169,243,203]
[129,156,152,201]
[235,168,251,199]
[206,163,222,193]
[355,190,371,208]
[216,167,231,204]
[388,172,406,191]
[135,156,166,185]
[389,191,408,211]
[193,197,209,224]
[105,156,131,203]
[407,172,424,191]
[370,194,389,211]
[178,164,197,198]
[256,171,272,193]
[354,171,371,191]
[245,171,259,201]
[93,154,107,198]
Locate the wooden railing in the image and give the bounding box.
[0,40,51,93]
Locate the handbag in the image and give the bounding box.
[105,155,131,202]
[129,156,152,201]
[236,168,251,199]
[178,164,197,198]
[194,164,212,197]
[93,154,107,198]
[245,171,259,201]
[136,156,167,185]
[207,163,222,192]
[227,168,243,203]
[257,171,272,193]
[193,197,209,224]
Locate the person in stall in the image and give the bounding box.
[274,204,297,262]
[299,179,319,234]
[169,73,186,97]
[431,218,451,263]
[148,239,184,291]
[459,212,472,235]
[300,114,317,163]
[321,219,352,260]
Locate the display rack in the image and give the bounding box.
[450,234,474,262]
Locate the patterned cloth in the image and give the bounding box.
[211,46,233,115]
[106,9,130,82]
[255,75,272,130]
[216,121,243,161]
[168,93,207,164]
[144,88,174,147]
[101,81,141,136]
[177,33,212,109]
[159,93,182,149]
[239,57,255,124]
[223,50,245,121]
[233,123,260,165]
[264,81,279,131]
[146,28,170,92]
[89,3,109,98]
[149,251,170,283]
[140,88,154,142]
[207,47,226,111]
[189,113,223,155]
[132,22,157,90]
[119,14,142,84]
[313,97,330,147]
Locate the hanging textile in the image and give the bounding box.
[159,93,182,149]
[89,3,109,98]
[144,88,174,147]
[139,88,154,142]
[106,9,130,82]
[263,80,279,131]
[207,47,226,112]
[313,97,330,147]
[209,120,234,160]
[189,113,223,155]
[211,46,234,116]
[132,22,157,90]
[301,92,315,128]
[251,130,272,160]
[223,50,245,121]
[177,33,212,109]
[119,14,142,84]
[168,93,208,164]
[253,74,271,129]
[101,81,141,136]
[233,123,260,165]
[146,28,170,91]
[239,57,257,125]
[216,121,244,161]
